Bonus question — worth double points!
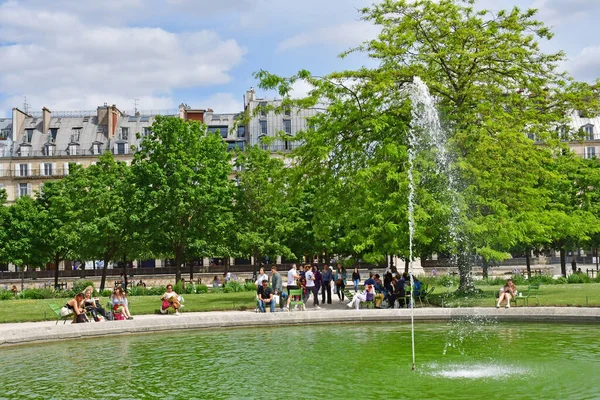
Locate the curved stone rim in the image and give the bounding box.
[1,307,599,347]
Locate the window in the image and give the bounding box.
[0,128,9,140]
[45,144,54,156]
[49,128,58,142]
[92,143,102,155]
[143,127,152,137]
[24,129,34,143]
[70,127,81,142]
[259,101,267,117]
[583,125,595,140]
[140,116,150,122]
[227,142,245,151]
[120,127,129,141]
[20,145,30,156]
[284,107,291,117]
[284,140,292,151]
[237,126,246,138]
[43,163,53,176]
[208,126,228,138]
[19,183,30,197]
[69,144,78,155]
[19,163,29,177]
[260,120,267,135]
[283,119,292,134]
[128,116,138,122]
[117,143,126,155]
[586,146,596,159]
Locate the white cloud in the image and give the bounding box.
[200,92,244,113]
[0,2,246,112]
[277,21,380,52]
[567,46,600,82]
[531,0,600,26]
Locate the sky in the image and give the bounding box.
[0,0,598,117]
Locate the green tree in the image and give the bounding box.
[3,195,45,271]
[37,177,80,288]
[255,0,598,291]
[132,116,234,283]
[76,153,138,291]
[233,146,296,266]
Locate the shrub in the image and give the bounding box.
[148,286,166,296]
[19,288,61,300]
[223,281,244,293]
[438,275,459,288]
[244,282,257,292]
[127,286,150,296]
[71,280,95,296]
[100,289,113,297]
[0,290,15,300]
[528,275,555,285]
[511,274,528,285]
[567,273,591,284]
[196,284,208,294]
[555,276,568,284]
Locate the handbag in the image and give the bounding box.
[60,307,73,317]
[335,279,343,286]
[274,295,280,305]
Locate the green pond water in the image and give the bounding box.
[0,320,598,399]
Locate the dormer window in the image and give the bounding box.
[20,144,30,156]
[45,144,55,156]
[0,128,10,140]
[92,143,102,155]
[583,124,595,140]
[120,127,129,141]
[24,129,34,143]
[259,101,267,117]
[49,128,58,142]
[70,127,82,143]
[69,144,78,155]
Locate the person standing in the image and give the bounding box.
[313,265,323,305]
[271,266,288,310]
[352,268,361,292]
[304,265,320,309]
[335,265,347,302]
[255,267,268,287]
[321,264,333,304]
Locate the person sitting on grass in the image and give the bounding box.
[112,287,133,320]
[257,279,276,313]
[160,284,181,315]
[64,292,88,323]
[497,278,517,309]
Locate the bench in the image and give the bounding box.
[48,303,71,325]
[342,289,374,309]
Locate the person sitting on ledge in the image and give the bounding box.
[63,292,88,323]
[83,286,108,321]
[257,279,276,313]
[112,287,133,320]
[160,284,181,315]
[496,278,517,309]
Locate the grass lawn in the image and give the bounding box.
[0,292,257,323]
[429,283,600,307]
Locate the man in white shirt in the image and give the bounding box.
[304,265,320,309]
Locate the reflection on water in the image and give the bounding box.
[0,323,599,399]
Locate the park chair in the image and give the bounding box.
[416,285,435,306]
[288,289,305,311]
[48,303,71,325]
[522,284,540,306]
[108,301,125,320]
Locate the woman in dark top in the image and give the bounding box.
[65,293,88,323]
[335,265,347,301]
[352,268,361,292]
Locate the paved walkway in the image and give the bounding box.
[1,303,599,347]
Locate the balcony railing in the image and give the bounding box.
[0,149,106,158]
[5,168,70,179]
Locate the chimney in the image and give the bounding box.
[42,107,51,134]
[179,103,187,120]
[107,104,121,137]
[246,87,256,105]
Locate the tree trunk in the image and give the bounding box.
[457,252,474,292]
[560,248,566,277]
[174,246,184,284]
[525,251,531,279]
[189,260,194,281]
[122,256,128,291]
[100,254,110,292]
[482,259,489,279]
[53,253,60,289]
[596,247,599,270]
[404,258,409,274]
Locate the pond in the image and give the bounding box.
[0,320,598,399]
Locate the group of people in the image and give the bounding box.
[254,264,423,312]
[61,285,133,323]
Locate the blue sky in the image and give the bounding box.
[0,0,598,117]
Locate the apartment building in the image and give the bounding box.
[0,104,159,203]
[244,88,318,152]
[563,112,600,159]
